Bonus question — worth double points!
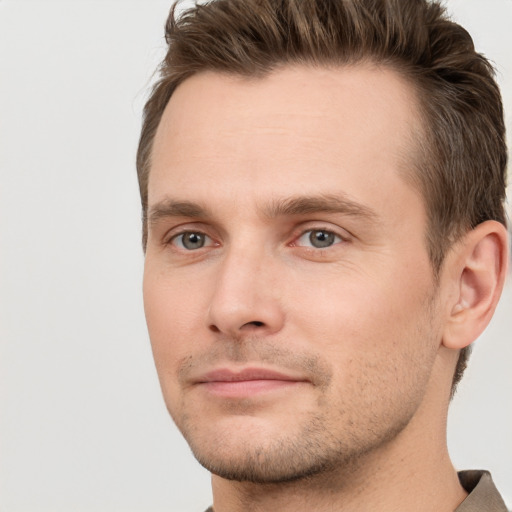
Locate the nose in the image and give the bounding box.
[206,247,285,338]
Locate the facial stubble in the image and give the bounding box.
[167,314,440,486]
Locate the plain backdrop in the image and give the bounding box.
[1,1,511,511]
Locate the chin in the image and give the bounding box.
[179,413,355,484]
[191,436,342,484]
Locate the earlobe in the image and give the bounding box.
[442,220,509,350]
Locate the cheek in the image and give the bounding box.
[143,269,213,419]
[288,271,439,416]
[143,267,205,374]
[286,262,435,358]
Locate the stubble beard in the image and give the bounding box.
[183,409,414,485]
[170,351,429,486]
[168,294,440,486]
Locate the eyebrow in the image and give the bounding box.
[263,194,379,221]
[147,193,379,226]
[147,200,209,226]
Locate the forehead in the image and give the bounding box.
[149,64,423,216]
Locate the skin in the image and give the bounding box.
[143,65,508,512]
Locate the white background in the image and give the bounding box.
[0,1,511,511]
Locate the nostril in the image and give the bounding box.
[245,321,264,327]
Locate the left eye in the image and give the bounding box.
[171,231,212,250]
[296,229,342,249]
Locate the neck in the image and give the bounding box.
[210,350,467,512]
[211,438,465,512]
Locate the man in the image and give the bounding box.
[138,0,509,510]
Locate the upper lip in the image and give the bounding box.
[196,367,308,384]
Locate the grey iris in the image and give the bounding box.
[182,232,205,250]
[310,230,335,248]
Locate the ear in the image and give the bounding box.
[442,220,509,350]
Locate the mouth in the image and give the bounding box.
[194,367,309,398]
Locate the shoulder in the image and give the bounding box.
[456,470,509,512]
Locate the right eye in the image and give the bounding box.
[170,231,213,251]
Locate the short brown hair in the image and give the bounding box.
[137,0,508,394]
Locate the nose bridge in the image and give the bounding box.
[221,242,263,288]
[207,238,284,336]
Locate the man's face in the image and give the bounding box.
[144,65,443,483]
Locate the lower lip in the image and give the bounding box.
[200,379,301,398]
